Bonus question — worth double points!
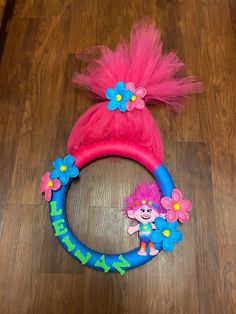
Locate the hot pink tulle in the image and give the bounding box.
[68,21,202,159]
[68,101,164,162]
[73,21,202,109]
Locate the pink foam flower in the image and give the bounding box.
[125,82,147,111]
[161,189,192,223]
[40,171,61,202]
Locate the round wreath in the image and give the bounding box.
[40,21,201,275]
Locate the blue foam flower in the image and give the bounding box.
[50,155,79,185]
[106,81,132,112]
[150,217,183,252]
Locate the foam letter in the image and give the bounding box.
[74,249,92,265]
[61,235,76,252]
[52,219,68,236]
[94,255,110,273]
[50,201,62,216]
[112,255,131,276]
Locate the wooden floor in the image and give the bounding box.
[0,1,235,313]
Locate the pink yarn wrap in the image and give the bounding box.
[68,21,202,160]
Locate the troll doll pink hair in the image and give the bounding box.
[68,21,202,162]
[124,182,166,215]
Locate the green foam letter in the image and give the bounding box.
[52,219,68,236]
[61,235,76,252]
[50,201,62,216]
[112,255,131,276]
[74,249,92,265]
[94,255,110,273]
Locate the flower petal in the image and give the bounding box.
[63,155,75,166]
[126,82,135,93]
[107,100,119,111]
[167,220,178,230]
[150,230,164,243]
[42,172,50,183]
[162,238,175,252]
[135,87,147,98]
[180,199,192,211]
[170,230,183,243]
[119,100,127,112]
[115,81,125,93]
[50,169,61,180]
[59,172,70,185]
[172,189,182,202]
[154,217,167,231]
[178,210,189,224]
[53,158,63,169]
[67,166,79,178]
[123,89,132,101]
[126,101,135,111]
[106,88,116,100]
[161,197,175,210]
[40,182,46,193]
[119,89,126,99]
[45,188,52,202]
[165,210,178,223]
[51,179,61,191]
[134,98,145,109]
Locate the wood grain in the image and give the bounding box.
[0,1,6,27]
[0,0,235,313]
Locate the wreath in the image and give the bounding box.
[40,21,201,275]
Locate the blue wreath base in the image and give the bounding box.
[49,163,175,275]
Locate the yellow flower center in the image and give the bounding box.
[60,165,67,172]
[47,180,53,187]
[173,203,181,211]
[131,95,137,102]
[162,230,170,237]
[116,94,122,101]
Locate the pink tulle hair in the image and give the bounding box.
[124,182,166,215]
[68,21,202,161]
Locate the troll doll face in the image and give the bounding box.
[127,205,159,224]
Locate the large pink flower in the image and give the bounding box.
[161,189,192,223]
[40,172,61,201]
[126,82,147,111]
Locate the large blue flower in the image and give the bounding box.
[50,155,79,185]
[150,217,183,252]
[106,81,132,112]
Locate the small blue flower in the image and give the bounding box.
[150,217,183,252]
[106,81,132,112]
[50,155,79,185]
